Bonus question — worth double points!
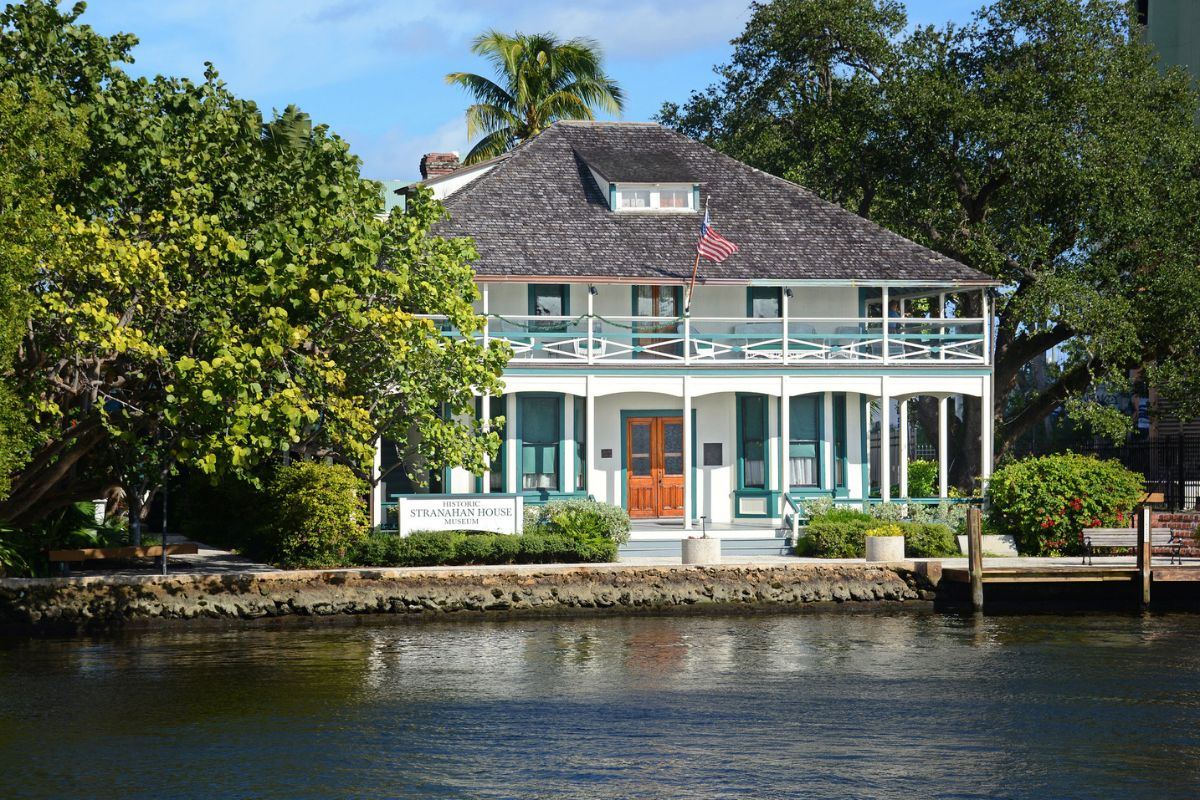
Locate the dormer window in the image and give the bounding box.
[614,184,697,212]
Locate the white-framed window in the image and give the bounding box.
[615,184,696,212]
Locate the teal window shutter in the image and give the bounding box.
[788,395,821,488]
[521,395,561,491]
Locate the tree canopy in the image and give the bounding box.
[0,1,507,526]
[446,30,625,164]
[661,0,1200,480]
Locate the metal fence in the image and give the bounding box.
[1066,437,1200,511]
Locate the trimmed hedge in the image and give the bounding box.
[353,529,617,567]
[800,515,957,558]
[987,453,1144,556]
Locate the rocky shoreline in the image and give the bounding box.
[0,561,944,634]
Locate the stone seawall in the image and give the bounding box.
[0,562,940,634]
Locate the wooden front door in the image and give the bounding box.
[626,416,686,519]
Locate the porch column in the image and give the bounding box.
[938,396,949,498]
[683,376,693,530]
[370,436,384,528]
[880,381,892,502]
[506,393,519,494]
[585,376,595,499]
[981,376,994,487]
[780,376,790,503]
[898,397,908,499]
[482,282,490,350]
[881,285,890,365]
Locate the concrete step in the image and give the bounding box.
[620,537,794,558]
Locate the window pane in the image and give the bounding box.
[663,422,683,476]
[659,189,689,208]
[620,189,650,208]
[533,285,565,316]
[750,288,781,318]
[834,394,847,488]
[789,395,820,488]
[634,286,656,316]
[521,396,560,491]
[575,401,586,491]
[740,396,766,489]
[657,288,678,317]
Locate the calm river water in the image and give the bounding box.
[2,610,1199,799]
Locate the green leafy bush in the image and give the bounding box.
[908,501,968,533]
[262,461,369,568]
[351,528,616,567]
[821,508,873,524]
[800,495,834,520]
[865,524,904,537]
[866,502,906,522]
[804,519,872,557]
[907,460,938,498]
[987,453,1144,556]
[902,523,958,557]
[525,498,631,545]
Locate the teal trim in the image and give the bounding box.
[735,393,769,492]
[784,393,824,491]
[522,490,589,506]
[860,394,870,501]
[527,284,571,316]
[516,392,565,497]
[857,287,867,318]
[733,488,780,519]
[692,184,700,210]
[618,409,697,517]
[609,183,616,211]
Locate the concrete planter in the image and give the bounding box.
[682,537,721,565]
[865,535,905,562]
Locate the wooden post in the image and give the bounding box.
[967,506,984,612]
[1137,504,1152,608]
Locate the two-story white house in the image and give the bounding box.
[380,121,998,555]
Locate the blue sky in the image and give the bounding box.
[80,1,983,182]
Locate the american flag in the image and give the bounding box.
[696,207,737,262]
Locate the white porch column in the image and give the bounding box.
[881,285,890,365]
[880,381,892,502]
[480,393,491,494]
[938,396,949,499]
[563,394,575,493]
[506,393,519,493]
[780,376,790,504]
[898,397,908,499]
[585,376,595,499]
[482,282,490,349]
[981,376,994,487]
[586,285,595,365]
[781,287,790,363]
[683,375,693,530]
[370,436,384,528]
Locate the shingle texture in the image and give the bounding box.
[437,121,994,284]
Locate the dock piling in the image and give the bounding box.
[1137,505,1152,608]
[967,506,984,612]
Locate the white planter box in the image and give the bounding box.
[865,535,905,562]
[682,537,721,565]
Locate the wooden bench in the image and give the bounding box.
[48,544,199,576]
[1081,527,1181,566]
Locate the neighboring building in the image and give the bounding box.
[378,121,998,552]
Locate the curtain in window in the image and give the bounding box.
[521,396,560,490]
[789,395,820,487]
[741,396,766,489]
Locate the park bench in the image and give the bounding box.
[48,543,199,576]
[1080,527,1181,566]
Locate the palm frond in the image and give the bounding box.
[464,128,515,165]
[464,103,521,141]
[444,72,517,114]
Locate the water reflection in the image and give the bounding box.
[2,611,1200,799]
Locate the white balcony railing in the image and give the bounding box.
[432,314,989,366]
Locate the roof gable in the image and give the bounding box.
[435,121,995,285]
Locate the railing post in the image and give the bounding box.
[684,314,691,365]
[1137,504,1152,608]
[586,286,595,365]
[781,288,790,364]
[967,505,984,612]
[938,292,945,363]
[881,286,890,365]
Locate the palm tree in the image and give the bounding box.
[446,31,625,164]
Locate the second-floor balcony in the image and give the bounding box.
[461,314,989,367]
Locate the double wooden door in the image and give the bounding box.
[626,416,685,519]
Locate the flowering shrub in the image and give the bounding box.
[987,453,1144,556]
[865,524,904,538]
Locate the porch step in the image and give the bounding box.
[619,537,795,558]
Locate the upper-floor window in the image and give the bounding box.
[615,184,696,212]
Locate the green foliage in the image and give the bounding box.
[865,524,904,537]
[447,31,625,163]
[987,453,1144,556]
[0,501,125,577]
[819,508,873,524]
[866,502,905,523]
[524,499,631,545]
[262,461,369,568]
[177,471,271,554]
[351,528,616,567]
[907,460,938,498]
[908,501,969,533]
[902,522,959,558]
[800,495,834,519]
[804,519,871,558]
[660,0,1200,463]
[0,2,508,526]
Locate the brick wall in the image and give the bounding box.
[1152,511,1200,556]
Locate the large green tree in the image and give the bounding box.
[446,30,625,163]
[0,1,508,527]
[661,0,1200,484]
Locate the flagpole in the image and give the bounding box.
[686,199,708,314]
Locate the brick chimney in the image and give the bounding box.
[419,152,460,180]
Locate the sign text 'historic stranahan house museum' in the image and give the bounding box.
[377,121,998,555]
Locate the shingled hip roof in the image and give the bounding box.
[433,121,996,286]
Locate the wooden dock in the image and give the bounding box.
[949,506,1200,610]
